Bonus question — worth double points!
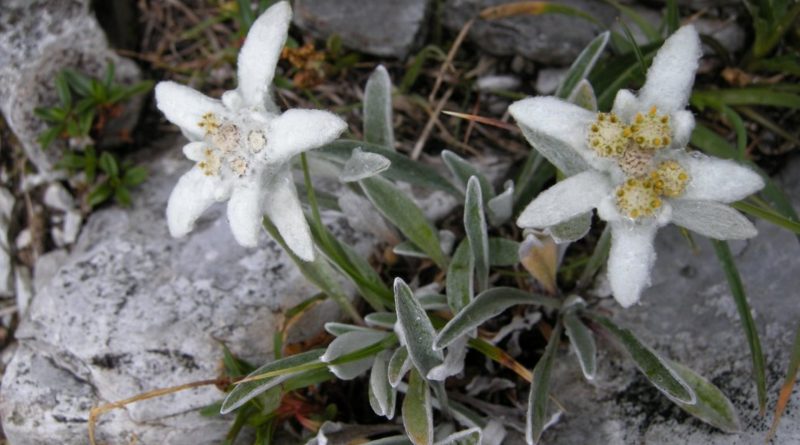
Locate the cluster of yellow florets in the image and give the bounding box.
[587,106,672,159]
[615,160,690,219]
[196,113,268,177]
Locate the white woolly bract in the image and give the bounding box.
[679,154,765,203]
[517,170,611,228]
[637,25,702,114]
[155,81,225,140]
[166,168,229,237]
[607,221,659,307]
[265,109,348,165]
[670,200,757,240]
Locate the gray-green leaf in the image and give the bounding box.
[389,345,412,388]
[594,316,695,404]
[395,278,444,376]
[446,240,474,313]
[488,238,520,267]
[465,177,490,292]
[340,147,391,182]
[220,349,324,414]
[526,322,562,445]
[671,200,757,240]
[441,150,495,201]
[563,313,597,381]
[361,176,448,268]
[555,31,610,99]
[548,211,592,243]
[435,288,560,350]
[369,350,397,419]
[404,369,434,445]
[667,360,741,432]
[363,65,396,150]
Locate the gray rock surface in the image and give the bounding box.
[443,0,616,66]
[0,137,378,444]
[546,158,800,444]
[292,0,431,59]
[0,0,142,175]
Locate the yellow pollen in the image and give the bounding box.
[653,160,690,198]
[587,112,628,158]
[198,113,221,134]
[196,146,221,176]
[615,177,662,220]
[629,106,672,152]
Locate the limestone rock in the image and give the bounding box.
[0,0,143,175]
[293,0,431,58]
[0,137,378,444]
[443,0,616,66]
[545,158,800,444]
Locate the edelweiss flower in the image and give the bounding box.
[154,1,346,261]
[509,25,764,307]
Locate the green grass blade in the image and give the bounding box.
[712,240,767,413]
[555,31,610,99]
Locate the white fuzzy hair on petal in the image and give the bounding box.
[263,169,315,261]
[638,25,702,114]
[607,221,659,307]
[227,184,266,248]
[679,154,765,203]
[670,200,758,240]
[155,81,226,140]
[265,109,347,165]
[166,168,229,238]
[237,1,292,110]
[517,170,611,228]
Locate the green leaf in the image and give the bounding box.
[369,350,397,419]
[321,330,389,363]
[549,212,592,243]
[488,238,520,267]
[103,61,116,89]
[55,71,73,107]
[712,240,767,413]
[365,312,397,330]
[403,369,434,445]
[526,321,562,445]
[318,140,461,196]
[361,176,447,268]
[34,106,67,123]
[87,182,113,207]
[446,240,473,314]
[123,166,148,186]
[98,152,119,177]
[666,0,680,34]
[324,322,378,337]
[441,150,494,202]
[388,346,412,388]
[464,177,489,292]
[363,65,396,151]
[78,109,95,137]
[236,0,256,30]
[555,31,610,99]
[692,88,800,110]
[563,313,597,381]
[435,288,560,350]
[394,278,443,376]
[220,349,324,414]
[63,69,92,97]
[114,186,132,207]
[577,225,611,289]
[37,126,62,149]
[512,151,556,214]
[593,315,695,404]
[667,360,741,432]
[733,201,800,236]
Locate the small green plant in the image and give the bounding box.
[34,62,152,208]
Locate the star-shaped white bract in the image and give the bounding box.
[154,1,347,261]
[509,25,765,307]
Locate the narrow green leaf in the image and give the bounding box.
[98,152,119,177]
[566,79,598,112]
[221,349,324,414]
[317,140,461,196]
[555,31,610,99]
[526,322,562,445]
[593,315,695,404]
[403,369,434,445]
[361,177,447,268]
[488,238,520,267]
[666,0,680,34]
[123,166,148,186]
[563,313,597,381]
[87,182,113,207]
[446,240,474,313]
[577,225,611,289]
[63,69,93,96]
[388,346,412,387]
[394,278,443,376]
[324,322,378,337]
[441,150,495,201]
[464,177,489,292]
[363,65,396,150]
[55,72,72,107]
[321,330,389,363]
[692,88,800,109]
[733,201,800,235]
[435,288,560,350]
[668,360,741,432]
[365,312,397,329]
[712,240,767,412]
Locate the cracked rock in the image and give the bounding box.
[545,157,800,444]
[0,0,143,175]
[0,136,380,444]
